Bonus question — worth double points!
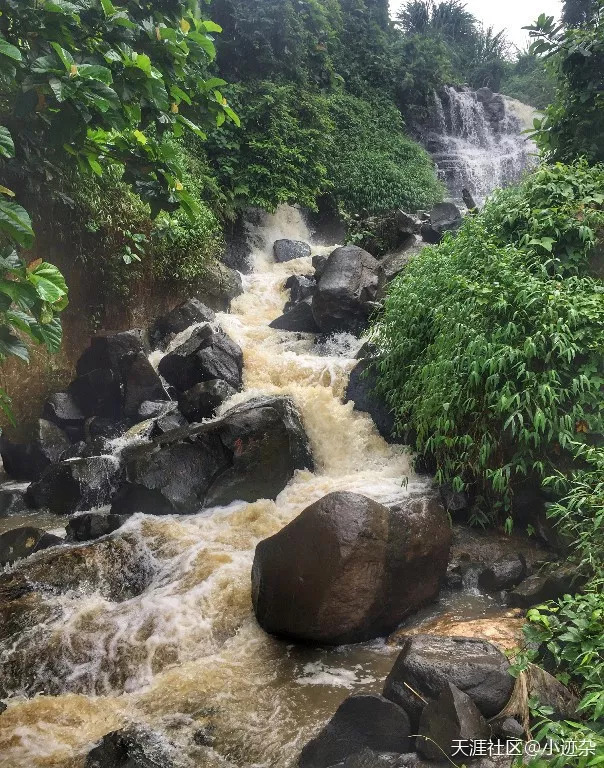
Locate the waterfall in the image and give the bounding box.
[424,85,538,205]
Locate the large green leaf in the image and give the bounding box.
[0,38,22,62]
[0,200,34,248]
[0,126,14,159]
[50,42,74,71]
[27,261,68,304]
[77,64,113,84]
[29,316,63,353]
[0,325,29,363]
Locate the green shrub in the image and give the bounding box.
[372,162,604,514]
[327,92,443,216]
[206,82,334,212]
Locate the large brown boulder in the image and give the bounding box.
[311,246,379,334]
[251,491,451,644]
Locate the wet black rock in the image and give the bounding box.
[87,416,132,442]
[312,246,379,335]
[86,724,175,768]
[345,360,396,442]
[507,566,585,608]
[312,253,329,280]
[492,717,525,740]
[478,554,527,592]
[123,353,168,418]
[67,512,131,542]
[76,330,148,378]
[376,249,415,297]
[149,298,216,349]
[274,239,312,263]
[68,367,123,419]
[439,484,471,516]
[135,401,187,436]
[27,455,125,515]
[269,299,321,333]
[417,682,490,760]
[42,392,86,441]
[204,395,314,507]
[284,274,317,310]
[421,202,463,244]
[110,483,179,516]
[298,694,411,768]
[446,564,464,590]
[0,526,63,566]
[198,260,243,310]
[122,436,228,514]
[158,324,243,393]
[395,210,422,235]
[179,379,236,422]
[0,482,29,517]
[383,634,515,729]
[0,419,70,482]
[252,491,450,644]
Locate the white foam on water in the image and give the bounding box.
[0,205,424,768]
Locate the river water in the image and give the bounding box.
[0,206,511,767]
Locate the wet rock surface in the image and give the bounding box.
[274,239,312,263]
[158,324,243,393]
[86,724,175,768]
[252,491,451,644]
[178,379,236,422]
[507,566,585,608]
[421,202,463,244]
[67,512,131,542]
[312,246,379,334]
[417,682,490,760]
[383,634,515,728]
[270,299,321,333]
[345,359,396,442]
[478,554,527,592]
[284,274,317,310]
[0,526,63,566]
[149,298,216,349]
[298,694,411,768]
[27,455,125,515]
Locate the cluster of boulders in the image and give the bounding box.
[297,631,577,768]
[0,298,314,564]
[268,202,462,339]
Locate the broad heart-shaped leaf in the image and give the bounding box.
[27,261,68,304]
[0,126,14,159]
[0,325,29,363]
[0,279,38,311]
[0,199,34,248]
[77,64,113,84]
[0,37,22,62]
[0,246,23,273]
[29,316,63,353]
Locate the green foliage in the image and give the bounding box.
[392,32,454,119]
[206,82,334,213]
[211,0,341,87]
[543,443,604,575]
[395,0,510,91]
[500,51,557,110]
[510,588,604,765]
[527,6,604,164]
[0,0,238,215]
[327,92,443,215]
[480,161,604,277]
[372,162,604,512]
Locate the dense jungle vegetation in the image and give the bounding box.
[0,0,602,760]
[372,1,604,760]
[0,0,560,420]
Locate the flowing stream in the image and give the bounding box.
[0,206,504,768]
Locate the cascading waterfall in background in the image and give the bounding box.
[424,85,538,205]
